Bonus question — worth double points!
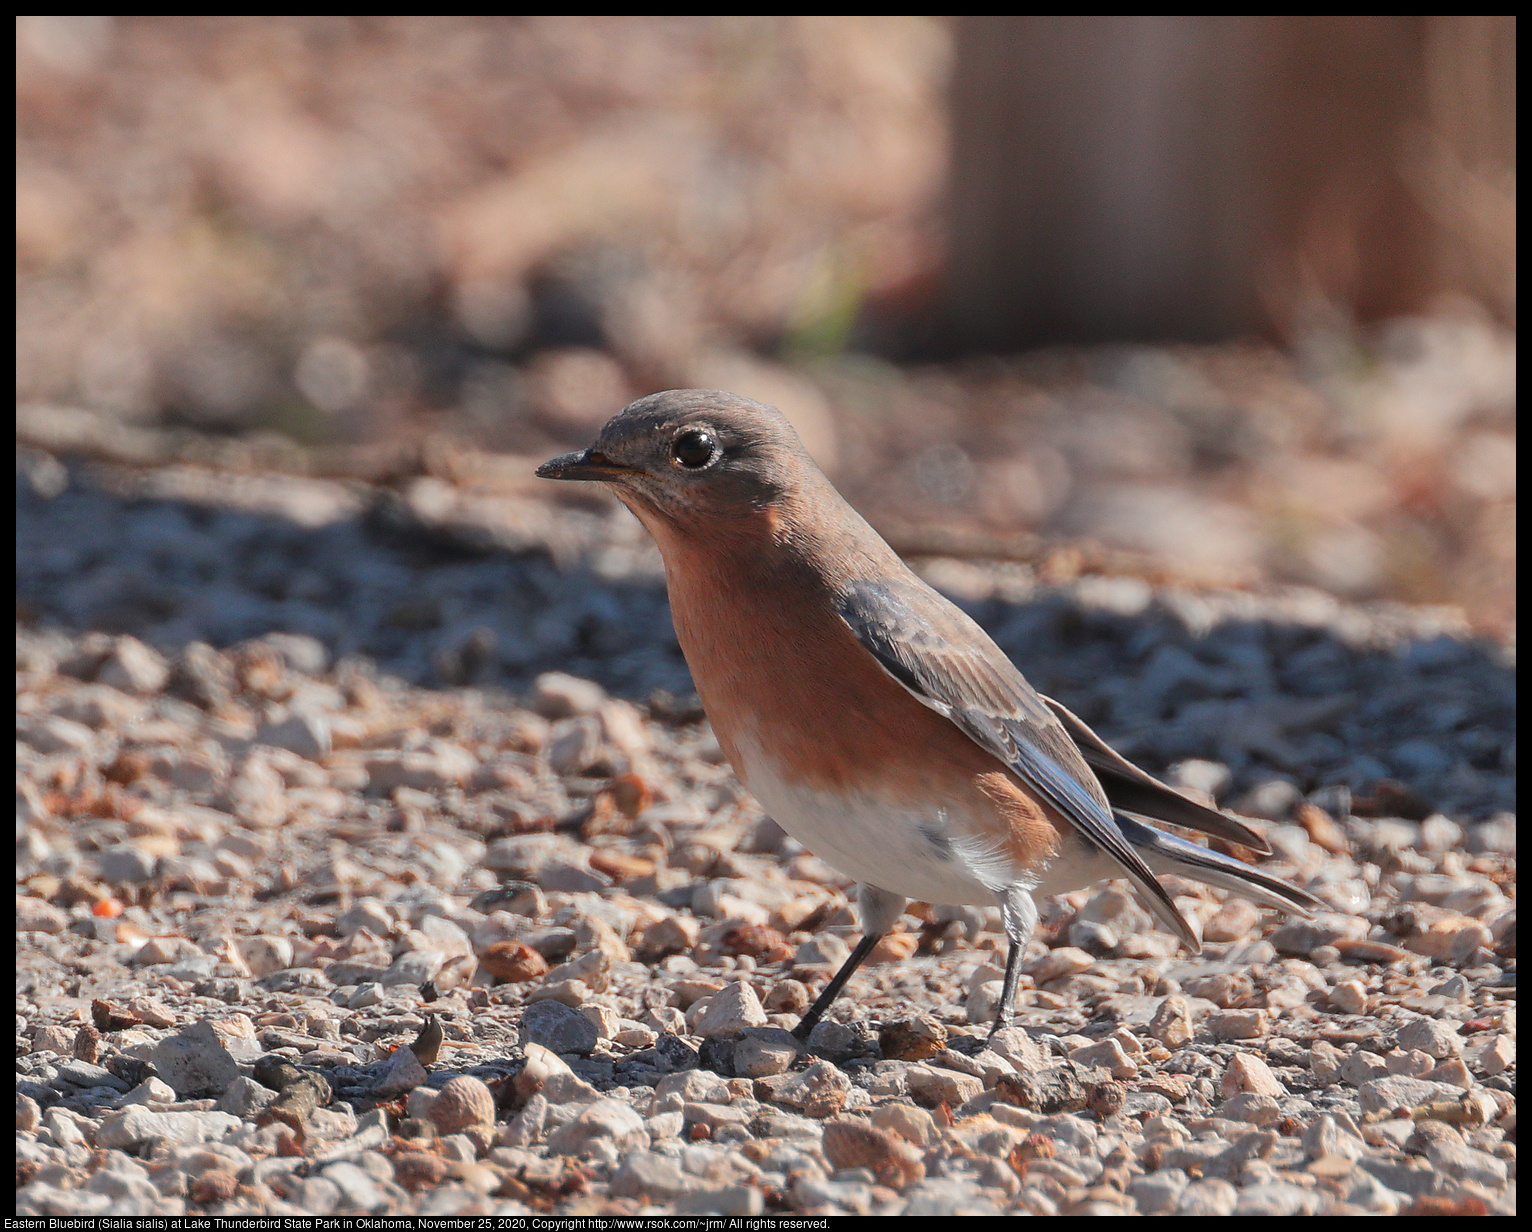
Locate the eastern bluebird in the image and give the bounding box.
[539,390,1318,1041]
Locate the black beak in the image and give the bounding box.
[535,448,634,481]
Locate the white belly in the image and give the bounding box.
[732,734,1141,914]
[734,735,1007,906]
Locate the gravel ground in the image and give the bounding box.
[15,455,1517,1216]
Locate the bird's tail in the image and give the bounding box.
[1116,811,1322,917]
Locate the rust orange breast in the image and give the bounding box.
[653,520,993,800]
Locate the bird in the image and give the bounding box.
[538,389,1320,1042]
[409,1012,445,1068]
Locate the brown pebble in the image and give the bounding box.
[588,849,656,881]
[1088,1080,1126,1118]
[1401,1196,1489,1216]
[868,933,919,964]
[995,1065,1088,1113]
[822,1118,926,1189]
[607,771,654,818]
[395,1118,437,1144]
[1138,1072,1194,1103]
[878,1016,947,1061]
[428,1075,496,1135]
[103,751,150,785]
[91,999,143,1032]
[72,1024,102,1064]
[255,1068,332,1139]
[720,923,793,962]
[763,980,810,1013]
[394,1150,450,1191]
[1010,1133,1056,1167]
[482,941,550,983]
[189,1170,240,1205]
[1296,802,1351,854]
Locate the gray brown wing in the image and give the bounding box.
[1041,696,1273,854]
[835,578,1198,949]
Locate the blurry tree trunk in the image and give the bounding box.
[946,16,1515,348]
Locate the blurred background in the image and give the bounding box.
[16,16,1517,631]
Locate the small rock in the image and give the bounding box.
[168,643,236,709]
[257,713,332,761]
[218,1076,277,1118]
[1296,802,1351,854]
[1203,899,1260,943]
[1236,779,1301,821]
[96,1105,241,1150]
[428,1076,496,1136]
[1169,759,1232,799]
[1471,1033,1514,1076]
[1329,980,1368,1015]
[733,1028,801,1078]
[1235,1181,1322,1215]
[906,1064,984,1108]
[672,1186,765,1217]
[520,999,600,1057]
[805,1020,858,1063]
[481,940,549,983]
[1217,1093,1282,1124]
[794,934,849,966]
[994,1066,1089,1113]
[1026,947,1094,985]
[533,672,606,718]
[1067,1037,1138,1079]
[233,935,294,978]
[1207,1009,1267,1041]
[17,1093,41,1132]
[375,1041,429,1096]
[1357,1074,1467,1115]
[148,1020,243,1098]
[610,1150,698,1200]
[1128,1168,1190,1215]
[1466,814,1515,855]
[639,915,701,960]
[97,637,169,695]
[822,1117,926,1189]
[501,1092,548,1148]
[1221,1051,1286,1098]
[262,633,329,674]
[544,1098,648,1155]
[879,1016,948,1062]
[872,1102,937,1146]
[541,947,611,993]
[223,757,290,829]
[689,981,768,1038]
[17,897,68,934]
[1396,1017,1462,1060]
[1149,995,1196,1048]
[1176,1177,1239,1216]
[986,1026,1048,1073]
[758,1059,851,1118]
[99,843,163,885]
[514,1043,596,1106]
[363,744,476,792]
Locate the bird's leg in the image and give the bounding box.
[793,934,880,1042]
[793,883,905,1043]
[990,886,1039,1042]
[991,932,1024,1037]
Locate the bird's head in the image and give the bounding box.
[536,389,815,528]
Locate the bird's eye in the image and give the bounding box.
[671,428,717,469]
